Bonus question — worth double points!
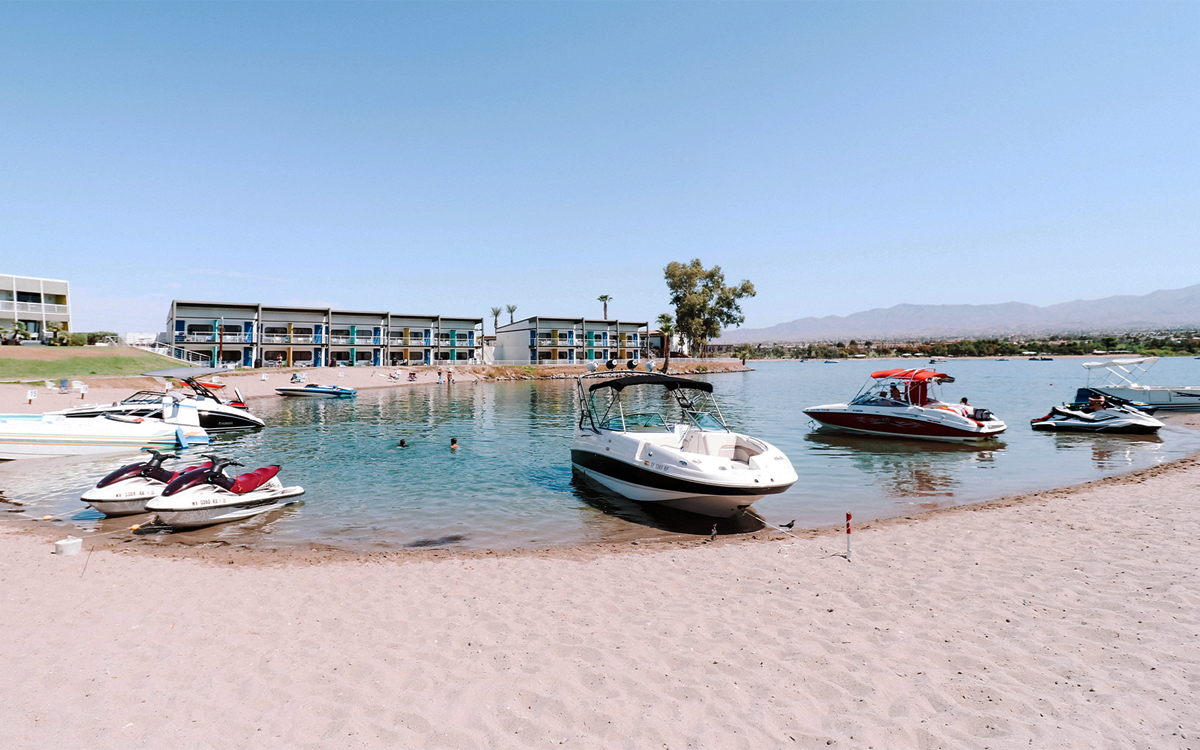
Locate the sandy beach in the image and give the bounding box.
[2,412,1198,748]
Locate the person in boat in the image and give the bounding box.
[1085,394,1108,413]
[889,385,904,402]
[959,396,972,415]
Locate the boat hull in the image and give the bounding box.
[571,448,791,518]
[1030,420,1161,435]
[0,415,205,460]
[81,477,166,515]
[148,486,305,529]
[804,408,1005,443]
[1091,386,1200,411]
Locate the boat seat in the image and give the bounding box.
[231,466,280,494]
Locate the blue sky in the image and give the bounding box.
[2,2,1197,335]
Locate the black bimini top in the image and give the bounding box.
[587,374,714,393]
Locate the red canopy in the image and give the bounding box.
[870,368,951,382]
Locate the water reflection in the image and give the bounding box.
[804,430,1003,500]
[1039,431,1165,469]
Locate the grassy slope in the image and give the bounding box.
[0,347,189,381]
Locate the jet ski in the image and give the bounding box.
[1030,403,1164,434]
[145,455,305,529]
[81,450,213,516]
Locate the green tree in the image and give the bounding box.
[656,313,676,373]
[489,307,502,334]
[505,304,518,324]
[663,259,756,358]
[734,344,755,365]
[598,295,612,319]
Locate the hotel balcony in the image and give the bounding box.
[388,337,431,347]
[352,336,380,345]
[0,301,71,315]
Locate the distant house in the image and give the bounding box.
[1,273,71,341]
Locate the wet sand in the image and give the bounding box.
[1,415,1197,747]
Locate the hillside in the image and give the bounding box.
[719,283,1200,343]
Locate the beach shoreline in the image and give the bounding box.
[2,416,1198,747]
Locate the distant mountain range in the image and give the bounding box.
[719,284,1200,343]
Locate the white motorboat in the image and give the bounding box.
[1082,357,1200,411]
[804,368,1007,443]
[146,456,304,529]
[0,398,210,460]
[275,383,357,398]
[51,367,263,432]
[570,372,798,517]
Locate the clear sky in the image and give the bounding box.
[2,2,1197,335]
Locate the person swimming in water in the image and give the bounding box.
[398,439,408,448]
[450,438,460,450]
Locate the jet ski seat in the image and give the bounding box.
[231,466,281,494]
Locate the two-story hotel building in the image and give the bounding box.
[167,301,482,367]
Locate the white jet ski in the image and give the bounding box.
[81,450,213,516]
[145,455,304,529]
[1030,403,1164,434]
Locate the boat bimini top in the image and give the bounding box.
[577,374,727,434]
[1080,357,1160,388]
[849,368,955,408]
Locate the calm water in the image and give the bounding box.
[3,358,1198,550]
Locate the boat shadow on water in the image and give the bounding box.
[569,468,767,537]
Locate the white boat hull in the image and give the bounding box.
[81,476,166,516]
[0,414,208,461]
[1091,386,1200,411]
[804,403,1006,443]
[146,478,305,529]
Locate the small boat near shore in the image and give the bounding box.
[570,371,797,517]
[1031,402,1164,434]
[1082,357,1200,411]
[275,384,357,398]
[51,367,263,432]
[146,456,304,528]
[804,368,1007,443]
[81,450,213,516]
[0,398,210,460]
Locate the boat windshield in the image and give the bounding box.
[120,390,167,405]
[849,373,947,407]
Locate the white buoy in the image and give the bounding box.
[55,536,82,556]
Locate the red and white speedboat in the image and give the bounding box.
[804,368,1006,443]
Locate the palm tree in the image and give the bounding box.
[598,294,612,319]
[489,307,502,334]
[734,344,756,366]
[656,313,675,373]
[505,304,518,324]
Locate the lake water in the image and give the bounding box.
[3,357,1199,550]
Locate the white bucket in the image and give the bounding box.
[55,536,82,556]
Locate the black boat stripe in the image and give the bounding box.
[570,449,789,496]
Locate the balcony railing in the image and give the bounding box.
[329,336,351,345]
[352,336,380,345]
[176,333,254,343]
[388,337,431,346]
[0,301,70,315]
